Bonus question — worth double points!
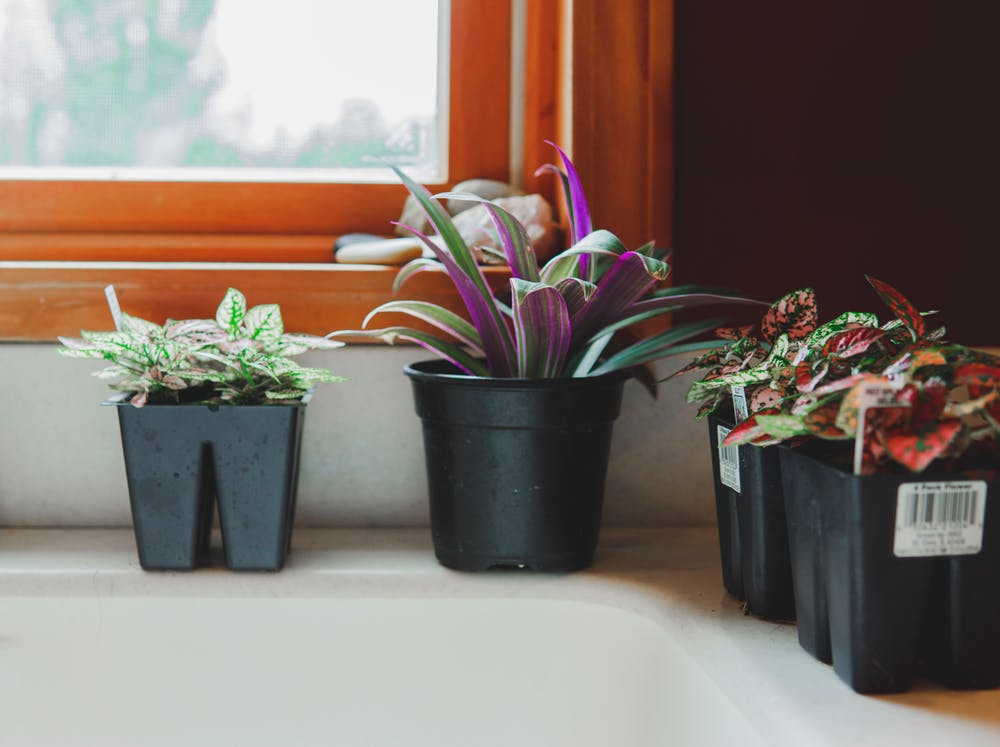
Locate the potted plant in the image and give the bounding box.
[722,277,1000,693]
[675,286,819,620]
[332,143,761,572]
[60,288,344,572]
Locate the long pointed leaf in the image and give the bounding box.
[534,163,575,231]
[332,327,489,377]
[867,275,926,340]
[435,192,540,282]
[570,251,670,347]
[590,317,725,375]
[395,221,516,376]
[511,278,571,377]
[545,141,593,277]
[393,257,447,292]
[554,277,597,317]
[540,229,627,284]
[363,300,484,354]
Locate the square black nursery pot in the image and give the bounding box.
[112,395,309,572]
[404,360,628,573]
[707,413,796,621]
[780,444,1000,694]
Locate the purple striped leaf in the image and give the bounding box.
[392,257,447,293]
[435,192,540,282]
[396,221,516,376]
[331,327,489,377]
[390,166,480,280]
[570,252,670,347]
[511,278,572,378]
[540,229,627,284]
[544,141,594,278]
[363,300,484,355]
[554,277,597,318]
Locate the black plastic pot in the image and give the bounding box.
[780,443,1000,694]
[404,360,628,572]
[707,413,796,620]
[113,395,309,571]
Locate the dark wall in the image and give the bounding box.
[675,0,1000,344]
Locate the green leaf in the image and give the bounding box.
[393,257,446,293]
[363,300,483,354]
[755,414,809,439]
[337,327,490,377]
[120,312,162,338]
[216,288,247,335]
[244,304,284,342]
[806,311,879,347]
[589,317,725,376]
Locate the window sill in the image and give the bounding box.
[0,261,509,341]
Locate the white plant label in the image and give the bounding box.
[105,284,124,331]
[717,425,741,493]
[852,381,907,475]
[731,384,749,423]
[893,481,987,557]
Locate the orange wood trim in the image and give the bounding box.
[0,0,511,239]
[0,264,511,342]
[562,0,675,251]
[0,233,340,263]
[520,0,560,203]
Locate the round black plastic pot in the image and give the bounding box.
[707,412,795,621]
[404,360,628,572]
[112,396,309,572]
[780,443,1000,694]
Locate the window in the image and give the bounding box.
[1,0,446,183]
[0,0,674,341]
[0,0,510,250]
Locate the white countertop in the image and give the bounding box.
[1,527,998,746]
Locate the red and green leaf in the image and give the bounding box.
[885,418,963,473]
[720,411,772,447]
[866,275,926,340]
[755,413,810,440]
[749,385,783,413]
[821,327,887,358]
[716,324,755,341]
[760,287,818,343]
[803,400,851,440]
[953,363,1000,393]
[795,359,829,393]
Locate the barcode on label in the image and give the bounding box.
[893,481,987,557]
[717,425,741,493]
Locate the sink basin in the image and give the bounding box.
[1,596,763,747]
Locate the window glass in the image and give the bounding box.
[0,0,445,182]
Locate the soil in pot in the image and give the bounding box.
[780,441,1000,694]
[405,360,628,572]
[708,412,795,620]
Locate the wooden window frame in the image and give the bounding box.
[0,0,675,341]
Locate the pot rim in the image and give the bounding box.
[102,389,314,408]
[403,358,632,389]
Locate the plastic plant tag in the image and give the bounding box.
[853,380,907,475]
[893,481,987,557]
[105,284,124,331]
[731,384,749,423]
[717,424,741,493]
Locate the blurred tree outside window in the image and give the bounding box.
[0,0,445,182]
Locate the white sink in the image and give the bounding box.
[1,527,998,747]
[1,596,763,747]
